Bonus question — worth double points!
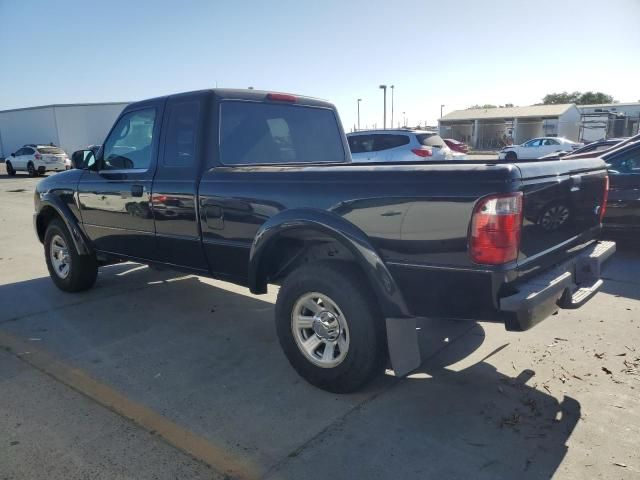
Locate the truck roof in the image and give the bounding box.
[132,88,334,109]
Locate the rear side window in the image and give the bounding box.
[219,101,345,165]
[37,147,65,154]
[416,133,445,147]
[372,134,409,151]
[348,135,375,153]
[163,100,200,167]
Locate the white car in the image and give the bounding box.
[5,145,69,177]
[498,137,583,161]
[347,129,453,162]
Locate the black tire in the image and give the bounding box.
[44,219,98,292]
[505,151,517,161]
[27,162,37,177]
[275,261,386,393]
[5,161,16,176]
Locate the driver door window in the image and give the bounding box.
[102,109,156,170]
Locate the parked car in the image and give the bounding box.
[539,138,627,161]
[563,133,640,161]
[5,145,69,176]
[499,137,583,161]
[595,138,640,232]
[347,129,453,162]
[444,138,469,154]
[33,89,614,393]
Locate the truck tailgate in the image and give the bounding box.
[515,158,609,278]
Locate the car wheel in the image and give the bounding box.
[27,162,37,177]
[5,161,16,176]
[44,219,98,292]
[275,261,386,393]
[539,203,571,232]
[505,151,517,161]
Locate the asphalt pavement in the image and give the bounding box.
[1,165,638,479]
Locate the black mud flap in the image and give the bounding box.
[386,317,421,377]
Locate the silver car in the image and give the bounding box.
[347,129,453,162]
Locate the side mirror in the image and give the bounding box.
[11,152,15,157]
[71,149,97,170]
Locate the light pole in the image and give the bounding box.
[440,104,445,119]
[402,112,406,127]
[390,85,395,129]
[379,85,387,129]
[357,98,362,131]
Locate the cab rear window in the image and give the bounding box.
[219,101,346,165]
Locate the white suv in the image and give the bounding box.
[347,129,454,162]
[5,145,69,177]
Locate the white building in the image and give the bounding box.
[438,104,581,150]
[0,102,129,159]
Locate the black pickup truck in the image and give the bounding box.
[34,89,615,392]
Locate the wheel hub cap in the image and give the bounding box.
[312,311,341,341]
[291,292,350,368]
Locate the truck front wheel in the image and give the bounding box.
[275,261,386,393]
[44,219,98,292]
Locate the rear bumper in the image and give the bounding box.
[499,240,616,331]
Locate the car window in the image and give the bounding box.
[23,148,35,155]
[416,133,445,147]
[37,147,65,155]
[163,100,200,167]
[220,101,345,165]
[348,135,375,154]
[102,108,156,170]
[524,139,540,147]
[14,148,25,156]
[543,139,559,145]
[373,134,410,151]
[609,148,640,174]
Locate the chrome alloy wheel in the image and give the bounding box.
[540,205,570,231]
[291,292,350,368]
[50,234,71,279]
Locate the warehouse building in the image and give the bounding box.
[438,104,581,150]
[0,102,129,160]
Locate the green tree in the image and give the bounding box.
[542,91,615,105]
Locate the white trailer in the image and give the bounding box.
[0,102,128,159]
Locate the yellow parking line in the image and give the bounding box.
[0,329,260,480]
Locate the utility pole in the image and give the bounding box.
[379,85,387,129]
[357,98,362,131]
[440,104,445,119]
[390,85,395,129]
[402,112,406,127]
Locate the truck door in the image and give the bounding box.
[77,103,162,259]
[606,146,640,229]
[151,94,208,271]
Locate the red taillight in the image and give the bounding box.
[468,192,523,265]
[267,93,297,102]
[411,147,432,157]
[600,176,609,223]
[34,153,42,160]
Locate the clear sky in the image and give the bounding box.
[1,0,639,130]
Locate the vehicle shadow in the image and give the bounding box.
[599,232,640,301]
[0,264,579,479]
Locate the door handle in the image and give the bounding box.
[131,185,144,197]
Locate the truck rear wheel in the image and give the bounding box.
[44,219,98,292]
[275,261,386,393]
